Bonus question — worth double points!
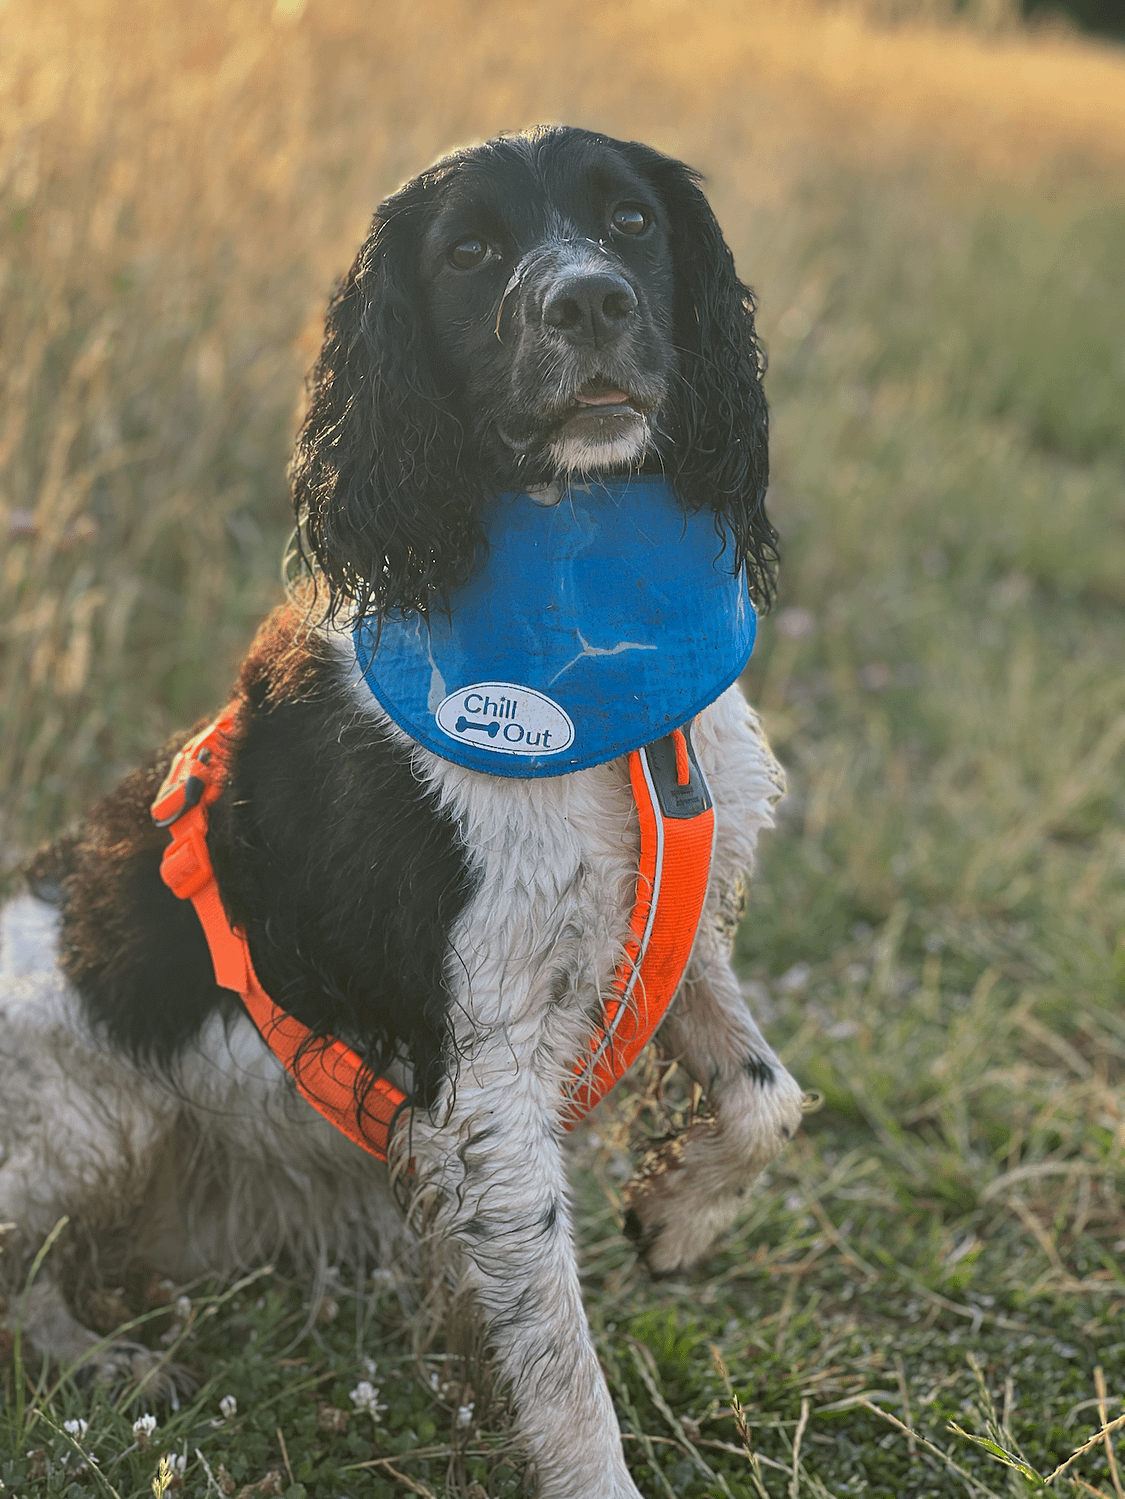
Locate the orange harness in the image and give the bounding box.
[151,706,714,1161]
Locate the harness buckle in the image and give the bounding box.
[151,773,205,828]
[150,713,236,828]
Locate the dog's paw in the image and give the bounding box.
[75,1342,196,1404]
[621,1122,744,1275]
[9,1278,195,1405]
[621,1090,802,1276]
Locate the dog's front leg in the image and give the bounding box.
[399,1024,642,1499]
[624,919,806,1275]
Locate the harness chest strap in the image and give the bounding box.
[151,707,715,1162]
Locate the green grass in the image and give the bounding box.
[3,6,1125,1494]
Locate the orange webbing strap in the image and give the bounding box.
[151,708,406,1163]
[561,725,715,1127]
[153,713,713,1156]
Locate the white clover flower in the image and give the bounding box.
[455,1402,475,1430]
[218,1394,238,1420]
[63,1418,89,1440]
[174,1296,192,1321]
[349,1380,387,1420]
[132,1414,158,1446]
[362,1356,378,1379]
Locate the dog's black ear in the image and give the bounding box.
[290,185,486,623]
[627,146,777,608]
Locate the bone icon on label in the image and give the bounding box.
[436,684,575,756]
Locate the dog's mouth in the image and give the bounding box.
[563,377,654,418]
[573,377,633,409]
[494,373,663,477]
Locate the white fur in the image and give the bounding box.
[1,673,802,1499]
[548,412,651,477]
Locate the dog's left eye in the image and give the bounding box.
[611,205,649,236]
[449,238,492,270]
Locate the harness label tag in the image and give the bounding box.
[435,682,575,757]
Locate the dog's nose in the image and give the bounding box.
[542,271,638,347]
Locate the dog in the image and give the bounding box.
[1,126,805,1498]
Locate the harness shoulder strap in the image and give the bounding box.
[151,711,406,1163]
[562,726,714,1126]
[151,711,715,1160]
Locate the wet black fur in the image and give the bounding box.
[33,618,475,1107]
[27,776,242,1064]
[292,125,776,624]
[210,634,477,1106]
[741,1054,776,1088]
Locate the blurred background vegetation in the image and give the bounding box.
[1,0,1123,1495]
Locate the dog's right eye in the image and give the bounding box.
[449,239,491,270]
[611,205,649,236]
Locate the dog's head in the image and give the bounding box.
[292,126,775,622]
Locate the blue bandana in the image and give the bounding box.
[353,476,755,778]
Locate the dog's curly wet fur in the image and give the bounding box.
[1,126,804,1498]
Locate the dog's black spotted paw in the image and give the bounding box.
[621,1130,696,1275]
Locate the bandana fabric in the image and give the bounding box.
[353,476,756,778]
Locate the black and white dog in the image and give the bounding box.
[1,127,805,1498]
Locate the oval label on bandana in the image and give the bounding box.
[435,683,575,757]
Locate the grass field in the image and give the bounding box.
[1,0,1124,1495]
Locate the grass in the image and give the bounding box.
[2,0,1124,1494]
